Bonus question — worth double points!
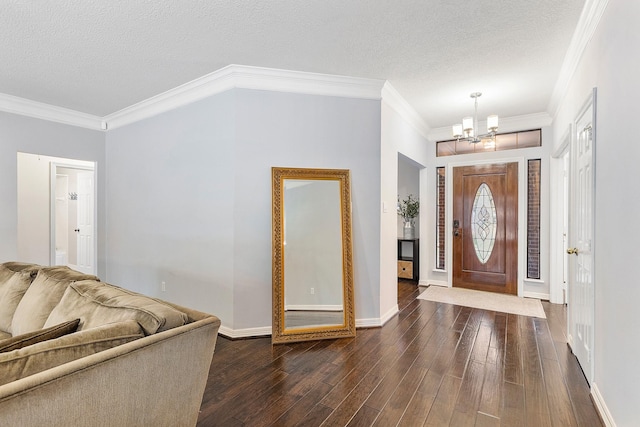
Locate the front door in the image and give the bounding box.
[568,92,595,384]
[452,163,518,294]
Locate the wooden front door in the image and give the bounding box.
[453,163,518,294]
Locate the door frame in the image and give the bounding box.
[446,157,526,296]
[49,162,97,275]
[549,125,572,304]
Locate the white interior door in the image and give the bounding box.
[567,90,596,384]
[75,171,95,275]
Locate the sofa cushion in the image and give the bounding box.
[0,263,39,334]
[44,280,188,335]
[11,267,98,336]
[0,319,80,353]
[0,319,144,387]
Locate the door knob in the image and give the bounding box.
[566,247,579,255]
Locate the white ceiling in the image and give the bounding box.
[1,0,586,129]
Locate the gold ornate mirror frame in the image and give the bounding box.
[272,167,355,344]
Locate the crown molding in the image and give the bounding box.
[0,93,103,130]
[0,65,386,131]
[428,112,553,142]
[381,82,430,139]
[105,64,386,130]
[547,0,610,118]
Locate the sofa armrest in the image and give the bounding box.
[0,315,220,427]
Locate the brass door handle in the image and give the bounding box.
[566,247,579,255]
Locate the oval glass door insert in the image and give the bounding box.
[471,183,497,264]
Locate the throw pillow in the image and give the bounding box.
[44,280,188,335]
[11,267,98,335]
[0,319,144,387]
[0,319,80,353]
[0,263,38,333]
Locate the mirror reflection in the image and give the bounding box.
[272,167,355,344]
[283,179,344,330]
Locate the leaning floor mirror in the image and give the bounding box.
[271,167,356,344]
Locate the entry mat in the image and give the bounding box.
[417,285,546,319]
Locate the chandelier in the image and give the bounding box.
[452,92,498,144]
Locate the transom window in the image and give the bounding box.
[437,129,541,157]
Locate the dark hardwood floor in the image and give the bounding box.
[197,282,602,426]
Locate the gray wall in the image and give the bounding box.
[105,88,381,332]
[105,91,237,327]
[551,0,639,423]
[397,153,421,237]
[0,112,106,275]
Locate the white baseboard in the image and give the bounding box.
[218,325,271,339]
[421,280,448,288]
[354,305,400,328]
[591,383,616,426]
[218,309,399,337]
[522,291,550,300]
[356,317,382,328]
[380,304,399,326]
[285,304,343,311]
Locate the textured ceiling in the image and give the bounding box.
[0,0,585,128]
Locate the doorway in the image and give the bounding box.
[52,164,96,274]
[452,163,518,294]
[16,153,97,275]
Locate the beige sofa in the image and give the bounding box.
[0,262,220,427]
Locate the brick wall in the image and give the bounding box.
[527,159,541,279]
[436,167,446,270]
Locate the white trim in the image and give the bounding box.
[549,125,571,304]
[355,318,382,328]
[523,278,545,285]
[218,309,398,337]
[428,112,552,142]
[420,280,448,288]
[0,93,103,130]
[218,325,271,339]
[284,304,343,311]
[522,291,550,300]
[354,305,399,328]
[553,124,572,158]
[379,304,399,326]
[591,383,616,427]
[547,0,610,117]
[0,65,385,131]
[381,82,430,139]
[105,64,386,130]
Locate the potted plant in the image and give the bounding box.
[397,194,419,239]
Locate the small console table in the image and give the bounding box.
[397,238,419,281]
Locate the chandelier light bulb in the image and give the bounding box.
[451,92,499,144]
[452,124,463,138]
[462,116,474,133]
[487,115,499,133]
